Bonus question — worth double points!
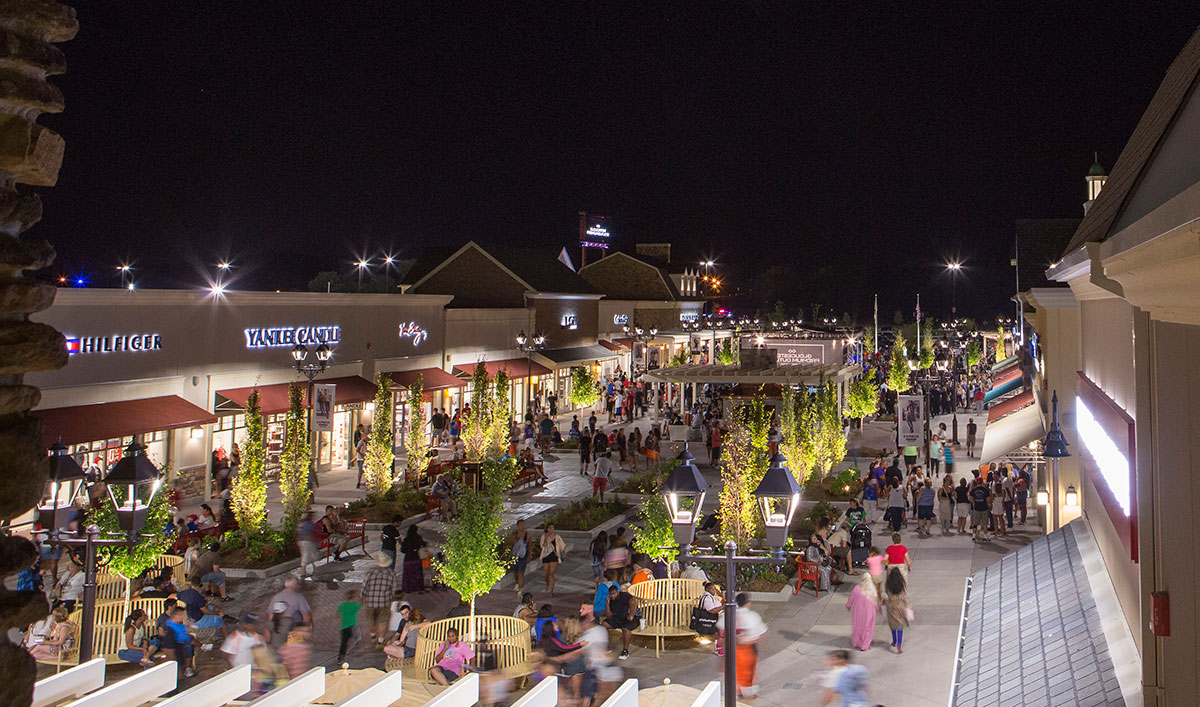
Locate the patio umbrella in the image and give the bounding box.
[637,681,753,707]
[313,665,387,704]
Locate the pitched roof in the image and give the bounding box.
[578,250,686,300]
[404,242,598,295]
[1062,25,1200,256]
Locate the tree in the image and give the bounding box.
[632,495,677,565]
[462,363,493,462]
[967,339,982,368]
[405,375,430,483]
[278,384,312,540]
[230,390,268,535]
[995,326,1007,359]
[718,399,771,549]
[846,377,880,429]
[887,332,911,393]
[668,347,691,367]
[919,320,934,370]
[569,365,602,408]
[89,465,174,613]
[434,459,515,640]
[812,382,847,478]
[362,372,396,497]
[488,371,511,459]
[779,385,816,485]
[863,328,875,355]
[715,338,737,365]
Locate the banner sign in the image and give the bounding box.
[312,384,336,432]
[897,395,925,446]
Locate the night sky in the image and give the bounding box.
[36,3,1200,322]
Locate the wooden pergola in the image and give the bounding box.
[644,362,860,415]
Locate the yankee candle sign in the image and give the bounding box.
[245,325,341,349]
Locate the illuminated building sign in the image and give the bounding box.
[680,311,700,323]
[1076,399,1130,516]
[66,333,162,355]
[244,325,341,349]
[580,214,611,249]
[397,321,428,346]
[561,315,578,330]
[1076,372,1138,562]
[613,314,630,326]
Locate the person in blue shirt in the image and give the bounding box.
[819,649,869,706]
[160,606,196,678]
[593,569,619,616]
[17,558,42,592]
[534,604,557,644]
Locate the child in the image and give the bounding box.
[388,591,409,635]
[183,538,201,578]
[336,589,361,663]
[276,624,313,678]
[866,547,885,600]
[885,568,912,654]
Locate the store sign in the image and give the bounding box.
[66,333,162,355]
[397,321,428,346]
[1076,372,1138,562]
[561,314,578,330]
[680,311,700,323]
[613,314,629,325]
[312,384,336,432]
[897,395,925,446]
[774,343,825,365]
[581,216,612,249]
[244,325,341,349]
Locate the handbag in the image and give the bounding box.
[904,606,915,622]
[689,598,720,635]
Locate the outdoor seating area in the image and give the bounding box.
[413,615,534,684]
[627,578,705,658]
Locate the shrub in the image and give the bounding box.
[344,484,427,522]
[542,497,629,532]
[613,460,672,495]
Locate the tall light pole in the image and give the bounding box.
[515,329,546,415]
[1042,391,1071,532]
[946,262,962,315]
[662,450,800,707]
[355,259,370,291]
[623,321,658,376]
[292,342,333,485]
[383,254,396,293]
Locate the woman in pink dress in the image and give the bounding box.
[844,571,881,650]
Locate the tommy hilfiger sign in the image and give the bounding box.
[244,325,341,349]
[66,333,163,355]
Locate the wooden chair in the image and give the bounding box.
[627,578,705,657]
[413,615,533,684]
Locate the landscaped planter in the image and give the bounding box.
[742,584,793,603]
[553,507,640,545]
[223,558,302,579]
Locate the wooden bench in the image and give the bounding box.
[512,462,544,490]
[413,615,533,684]
[424,493,442,520]
[627,578,705,658]
[171,526,222,554]
[36,620,127,673]
[317,520,367,561]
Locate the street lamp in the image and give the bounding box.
[38,442,87,533]
[355,258,370,291]
[515,329,546,415]
[623,322,658,375]
[662,450,798,707]
[946,262,962,315]
[1041,391,1071,531]
[42,441,163,662]
[293,342,334,485]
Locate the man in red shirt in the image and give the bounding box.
[884,532,911,579]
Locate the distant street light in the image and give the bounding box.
[356,259,370,291]
[945,262,963,315]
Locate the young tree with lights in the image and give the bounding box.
[632,494,678,565]
[813,382,847,478]
[278,384,312,539]
[780,385,817,485]
[230,390,268,536]
[362,372,396,497]
[715,338,737,365]
[89,465,174,613]
[967,339,982,368]
[888,332,911,394]
[847,377,880,430]
[718,399,771,549]
[995,325,1006,360]
[404,375,430,484]
[568,365,602,408]
[488,371,512,460]
[919,320,934,370]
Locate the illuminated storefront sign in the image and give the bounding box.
[773,343,826,365]
[680,311,700,323]
[1077,399,1131,516]
[613,313,630,325]
[66,333,162,355]
[397,321,428,346]
[244,325,341,349]
[561,314,578,330]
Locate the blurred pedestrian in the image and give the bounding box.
[885,569,912,654]
[845,572,881,651]
[734,593,767,698]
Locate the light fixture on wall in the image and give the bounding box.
[1036,487,1049,506]
[190,426,204,440]
[1065,485,1079,509]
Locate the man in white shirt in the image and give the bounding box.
[680,562,708,582]
[593,452,615,501]
[221,615,264,668]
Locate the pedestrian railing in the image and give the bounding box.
[947,576,973,707]
[156,664,251,707]
[510,675,557,707]
[60,661,176,707]
[31,658,104,707]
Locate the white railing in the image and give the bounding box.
[157,664,252,707]
[599,679,639,707]
[32,658,105,707]
[423,672,480,707]
[691,681,721,707]
[947,576,973,707]
[243,667,325,707]
[510,676,557,707]
[332,670,403,706]
[63,662,176,707]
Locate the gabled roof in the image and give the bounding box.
[405,241,598,295]
[1062,25,1200,256]
[577,250,686,300]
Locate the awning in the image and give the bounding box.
[216,376,378,415]
[452,357,551,379]
[983,376,1023,404]
[987,389,1034,423]
[979,402,1044,464]
[990,354,1018,373]
[991,365,1022,388]
[535,344,618,366]
[599,340,628,352]
[388,368,464,392]
[37,395,218,446]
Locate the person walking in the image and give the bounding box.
[991,480,1008,539]
[954,478,971,534]
[355,434,368,488]
[969,478,992,542]
[362,552,396,644]
[915,480,935,537]
[510,519,531,596]
[965,418,978,457]
[540,524,567,597]
[884,532,911,580]
[885,569,912,654]
[819,650,871,707]
[929,436,942,476]
[734,593,767,698]
[579,432,592,476]
[400,526,426,594]
[593,452,614,501]
[844,571,881,651]
[937,476,955,535]
[885,479,906,532]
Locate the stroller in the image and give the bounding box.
[849,523,872,568]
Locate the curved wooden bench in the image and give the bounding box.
[627,578,705,658]
[413,615,533,684]
[36,621,127,673]
[97,555,186,594]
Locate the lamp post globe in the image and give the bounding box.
[660,454,709,548]
[104,441,163,537]
[753,452,802,553]
[39,442,87,532]
[315,342,332,362]
[291,343,307,362]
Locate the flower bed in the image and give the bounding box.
[613,460,672,495]
[541,497,630,532]
[343,484,428,522]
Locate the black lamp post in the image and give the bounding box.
[1041,391,1071,531]
[622,322,658,376]
[515,329,546,416]
[661,450,800,707]
[41,441,163,662]
[292,342,333,484]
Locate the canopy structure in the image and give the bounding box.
[643,362,859,387]
[991,365,1022,388]
[38,395,217,446]
[216,376,378,415]
[535,344,618,366]
[990,354,1019,373]
[980,401,1044,465]
[988,389,1034,423]
[453,357,551,379]
[983,376,1024,404]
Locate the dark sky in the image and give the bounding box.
[36,2,1200,323]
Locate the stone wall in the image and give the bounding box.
[175,464,208,500]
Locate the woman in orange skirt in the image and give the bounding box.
[734,593,767,697]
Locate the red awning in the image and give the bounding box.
[217,376,378,415]
[389,368,464,392]
[992,365,1022,388]
[988,389,1034,423]
[599,340,628,351]
[37,395,218,446]
[453,357,551,379]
